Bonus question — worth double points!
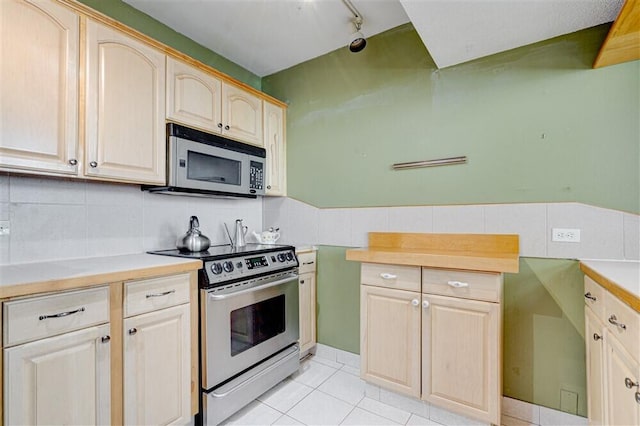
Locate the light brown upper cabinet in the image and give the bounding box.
[221,83,263,146]
[166,57,222,134]
[0,0,80,175]
[263,101,286,196]
[167,59,263,147]
[84,20,166,185]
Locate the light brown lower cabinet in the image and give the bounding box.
[2,271,197,425]
[422,294,500,423]
[298,251,317,355]
[360,263,502,425]
[360,285,421,397]
[584,276,640,426]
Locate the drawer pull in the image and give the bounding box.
[303,261,315,265]
[593,333,602,341]
[129,328,137,335]
[608,315,627,330]
[447,281,469,288]
[101,335,111,343]
[380,273,397,280]
[39,307,85,321]
[422,300,430,309]
[411,299,419,306]
[625,377,639,389]
[636,392,640,405]
[145,290,176,298]
[584,292,597,301]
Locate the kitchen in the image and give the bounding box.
[0,0,639,425]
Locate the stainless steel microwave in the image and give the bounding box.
[143,123,266,198]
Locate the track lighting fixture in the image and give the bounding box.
[342,0,366,53]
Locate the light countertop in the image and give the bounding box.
[580,259,640,312]
[0,254,202,299]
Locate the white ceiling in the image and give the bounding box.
[123,0,624,77]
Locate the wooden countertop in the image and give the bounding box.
[580,260,640,312]
[0,254,202,299]
[346,233,520,274]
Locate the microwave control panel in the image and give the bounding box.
[249,161,264,191]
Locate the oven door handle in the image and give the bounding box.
[208,274,299,300]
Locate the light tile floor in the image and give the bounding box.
[220,353,587,426]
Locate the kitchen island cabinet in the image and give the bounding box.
[581,261,640,426]
[347,232,519,425]
[0,254,201,425]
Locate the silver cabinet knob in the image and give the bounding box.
[609,315,627,330]
[89,161,98,168]
[300,280,305,284]
[411,299,419,307]
[593,333,602,341]
[224,125,230,130]
[68,158,78,166]
[584,292,597,301]
[217,123,223,128]
[128,328,137,335]
[101,335,111,343]
[267,185,272,189]
[636,392,640,405]
[625,377,639,389]
[422,300,430,309]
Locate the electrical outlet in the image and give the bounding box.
[552,228,581,243]
[0,221,9,236]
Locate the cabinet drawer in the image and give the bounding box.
[361,263,421,292]
[604,291,639,363]
[422,268,502,303]
[124,273,190,318]
[297,251,317,274]
[3,286,109,347]
[584,276,605,318]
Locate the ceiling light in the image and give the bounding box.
[342,0,366,53]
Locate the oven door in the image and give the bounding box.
[170,136,251,194]
[201,271,299,390]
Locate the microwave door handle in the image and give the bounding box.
[208,273,299,300]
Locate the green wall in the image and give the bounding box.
[77,0,261,89]
[263,24,640,214]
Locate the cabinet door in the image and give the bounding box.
[264,101,286,196]
[299,272,316,353]
[585,308,606,425]
[221,83,263,146]
[84,20,166,184]
[124,303,190,426]
[0,0,79,175]
[166,57,222,134]
[422,294,500,424]
[360,285,421,397]
[606,335,640,426]
[4,324,111,425]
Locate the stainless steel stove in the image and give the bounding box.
[148,244,300,425]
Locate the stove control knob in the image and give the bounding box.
[277,253,286,262]
[211,263,223,275]
[223,261,234,273]
[286,252,294,261]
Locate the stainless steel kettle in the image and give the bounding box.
[233,219,248,248]
[177,216,211,252]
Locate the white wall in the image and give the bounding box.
[0,174,262,265]
[264,197,640,260]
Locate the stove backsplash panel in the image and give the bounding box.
[0,174,262,265]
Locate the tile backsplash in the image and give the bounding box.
[264,197,640,261]
[0,174,262,265]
